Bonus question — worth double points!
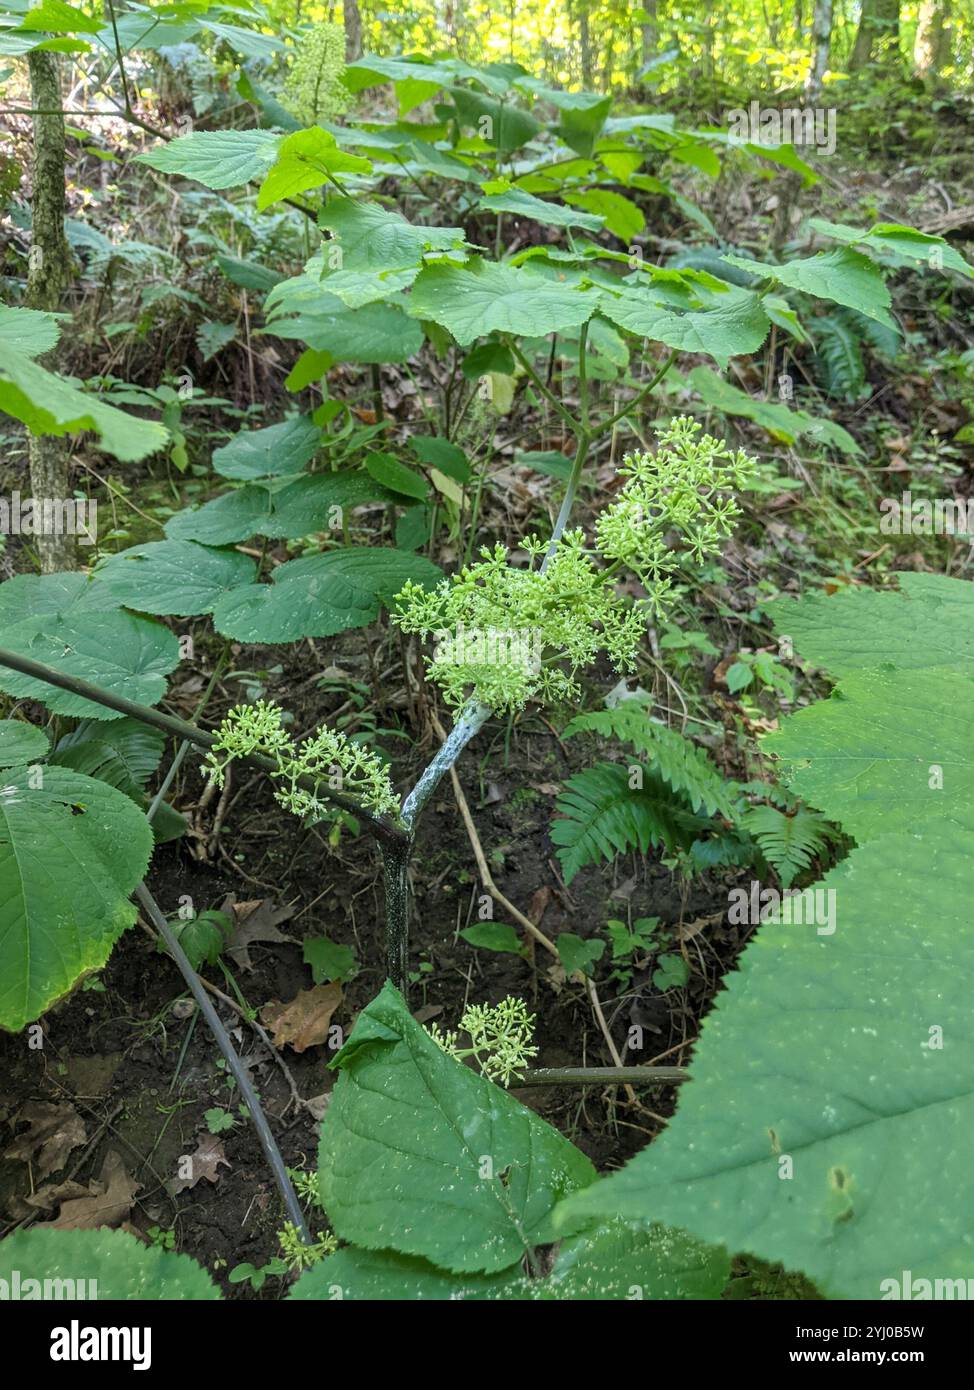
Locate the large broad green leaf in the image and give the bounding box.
[290,1248,526,1300]
[0,356,167,461]
[409,261,596,344]
[0,572,119,622]
[477,188,604,232]
[0,305,61,357]
[318,982,596,1274]
[0,611,178,719]
[97,13,200,53]
[515,81,613,156]
[0,31,91,55]
[290,1221,727,1299]
[450,87,540,152]
[19,0,100,34]
[343,55,457,107]
[546,1220,730,1300]
[92,540,257,617]
[0,721,49,768]
[166,472,397,545]
[211,416,321,481]
[51,718,184,846]
[212,548,441,643]
[721,248,895,329]
[598,286,769,367]
[0,1227,219,1298]
[267,300,423,364]
[0,765,152,1031]
[769,573,974,677]
[317,197,469,271]
[135,130,281,190]
[564,189,646,242]
[198,18,284,61]
[689,366,860,455]
[52,716,164,795]
[553,823,974,1300]
[763,664,974,842]
[266,256,418,316]
[808,219,973,279]
[256,128,372,210]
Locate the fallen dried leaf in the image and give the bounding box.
[306,1093,330,1122]
[171,1134,231,1194]
[676,911,724,943]
[260,982,343,1053]
[4,1101,86,1179]
[52,1151,140,1230]
[223,896,296,971]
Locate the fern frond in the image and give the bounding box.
[813,314,867,402]
[563,702,734,818]
[552,763,710,883]
[740,804,837,887]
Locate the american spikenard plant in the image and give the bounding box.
[281,22,351,126]
[198,416,758,989]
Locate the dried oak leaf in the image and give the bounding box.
[4,1101,86,1179]
[260,982,342,1053]
[223,895,296,971]
[51,1150,140,1230]
[171,1134,231,1194]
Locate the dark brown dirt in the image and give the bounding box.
[0,627,760,1297]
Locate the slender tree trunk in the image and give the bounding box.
[26,50,74,574]
[701,0,716,81]
[342,0,363,63]
[913,0,949,80]
[807,0,833,99]
[640,0,658,68]
[578,0,594,87]
[849,0,901,71]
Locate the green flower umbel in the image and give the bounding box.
[393,418,756,715]
[282,22,350,126]
[205,700,399,821]
[596,416,757,609]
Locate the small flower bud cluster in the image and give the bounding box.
[204,700,399,821]
[596,416,756,608]
[427,996,538,1087]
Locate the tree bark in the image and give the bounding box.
[913,0,949,80]
[578,0,594,87]
[26,49,74,574]
[849,0,901,71]
[342,0,363,63]
[640,0,658,68]
[806,0,833,99]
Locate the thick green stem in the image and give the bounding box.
[381,837,412,994]
[518,1066,688,1086]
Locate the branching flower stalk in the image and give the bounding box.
[199,382,756,993]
